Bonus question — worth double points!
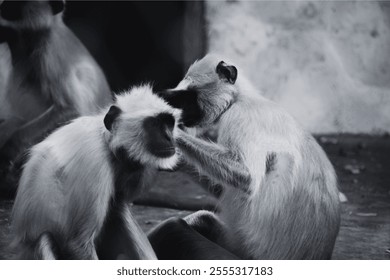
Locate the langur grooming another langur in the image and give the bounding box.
[150,54,341,260]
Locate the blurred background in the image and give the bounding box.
[0,0,389,260]
[63,0,390,134]
[2,0,390,134]
[62,1,205,92]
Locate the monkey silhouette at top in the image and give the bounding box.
[0,0,112,197]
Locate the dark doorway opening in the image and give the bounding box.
[64,1,194,92]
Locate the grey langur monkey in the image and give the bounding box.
[149,54,341,260]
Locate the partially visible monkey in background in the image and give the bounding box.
[8,85,181,259]
[150,54,341,260]
[0,0,112,197]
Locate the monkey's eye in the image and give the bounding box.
[216,61,238,84]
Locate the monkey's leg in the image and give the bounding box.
[33,232,59,260]
[176,130,252,193]
[67,240,98,260]
[97,202,157,260]
[183,210,230,245]
[34,232,99,260]
[148,215,238,260]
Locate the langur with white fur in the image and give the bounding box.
[8,85,180,259]
[150,54,341,260]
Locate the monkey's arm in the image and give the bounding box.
[176,130,252,193]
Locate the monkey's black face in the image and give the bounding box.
[156,89,203,128]
[104,105,178,159]
[143,112,176,158]
[156,60,238,128]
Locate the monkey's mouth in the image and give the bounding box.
[150,146,176,158]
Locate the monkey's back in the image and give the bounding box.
[218,94,340,259]
[40,25,112,115]
[10,116,114,246]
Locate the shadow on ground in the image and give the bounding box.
[0,134,389,259]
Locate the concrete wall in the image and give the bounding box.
[206,0,390,134]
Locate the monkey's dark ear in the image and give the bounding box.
[216,61,238,84]
[104,105,121,131]
[49,0,65,15]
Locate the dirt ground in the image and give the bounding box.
[0,134,389,259]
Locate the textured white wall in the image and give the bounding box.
[206,0,390,134]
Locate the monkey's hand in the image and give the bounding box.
[176,129,252,194]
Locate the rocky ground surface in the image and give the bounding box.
[0,134,389,259]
